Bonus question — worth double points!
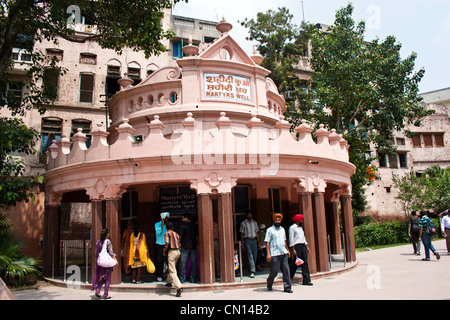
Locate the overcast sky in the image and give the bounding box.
[172,0,450,94]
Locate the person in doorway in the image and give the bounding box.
[257,224,267,270]
[155,212,169,281]
[419,211,440,261]
[265,213,292,293]
[240,210,259,278]
[92,228,116,299]
[438,209,450,254]
[408,211,421,255]
[288,213,312,286]
[129,223,149,283]
[163,221,183,297]
[179,214,198,283]
[121,219,134,274]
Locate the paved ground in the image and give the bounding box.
[11,239,449,301]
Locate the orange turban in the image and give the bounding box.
[293,214,304,223]
[272,213,283,222]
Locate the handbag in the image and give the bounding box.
[97,240,118,268]
[295,257,304,266]
[146,257,155,274]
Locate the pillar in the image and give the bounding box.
[43,205,60,278]
[298,192,316,274]
[91,200,104,282]
[312,192,329,272]
[105,198,122,284]
[197,193,215,284]
[341,195,356,262]
[217,193,235,283]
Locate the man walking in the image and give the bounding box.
[265,213,292,293]
[419,211,440,261]
[163,221,183,297]
[408,211,421,255]
[288,213,312,286]
[240,210,259,278]
[439,209,450,254]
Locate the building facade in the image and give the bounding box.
[3,9,221,260]
[42,20,356,285]
[365,89,450,218]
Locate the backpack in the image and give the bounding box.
[425,219,436,235]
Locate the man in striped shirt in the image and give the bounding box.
[418,211,440,261]
[163,221,183,297]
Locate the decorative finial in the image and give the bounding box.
[182,34,199,56]
[216,17,233,34]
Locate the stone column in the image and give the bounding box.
[43,192,62,278]
[298,192,316,274]
[91,200,104,282]
[197,193,215,284]
[217,193,235,283]
[105,198,122,284]
[341,194,356,262]
[43,204,61,278]
[312,192,329,272]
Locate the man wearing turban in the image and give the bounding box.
[289,213,312,286]
[265,213,292,293]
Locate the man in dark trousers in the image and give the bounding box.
[288,213,313,286]
[178,214,198,283]
[265,213,292,293]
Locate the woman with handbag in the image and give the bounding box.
[92,228,117,299]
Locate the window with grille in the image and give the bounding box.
[71,120,92,148]
[40,118,62,162]
[127,67,141,85]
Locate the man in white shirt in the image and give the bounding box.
[289,213,312,286]
[265,213,292,293]
[439,209,450,254]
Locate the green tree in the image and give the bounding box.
[0,0,182,206]
[422,166,450,213]
[392,169,424,217]
[392,166,450,216]
[239,7,316,127]
[300,3,432,212]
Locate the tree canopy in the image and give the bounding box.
[242,3,433,213]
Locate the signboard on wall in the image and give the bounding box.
[203,73,252,102]
[159,186,197,216]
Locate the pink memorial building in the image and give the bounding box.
[43,20,356,285]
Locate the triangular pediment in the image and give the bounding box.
[198,33,256,66]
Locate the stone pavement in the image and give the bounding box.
[10,239,449,301]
